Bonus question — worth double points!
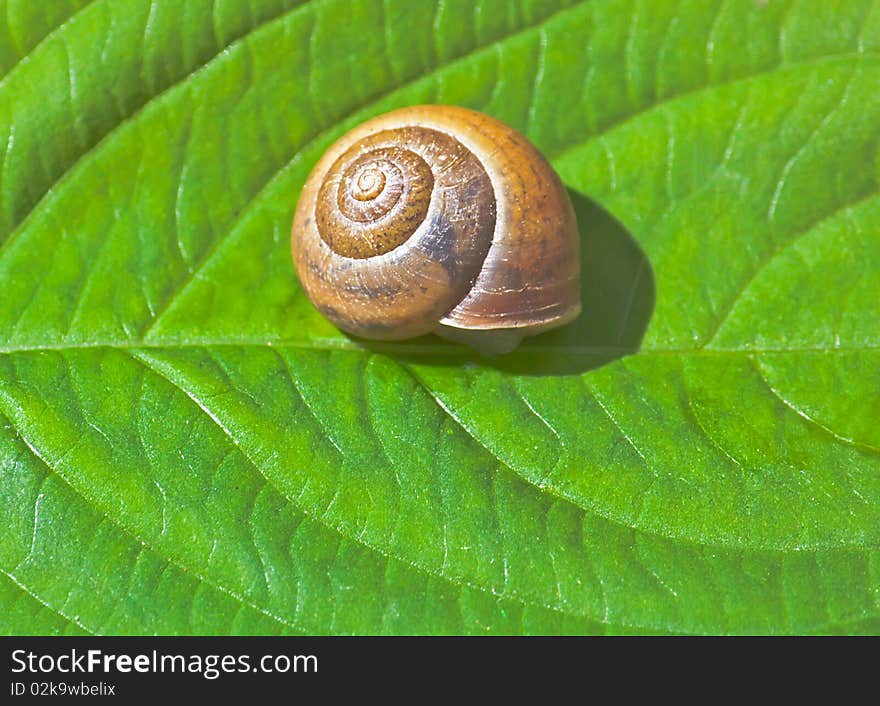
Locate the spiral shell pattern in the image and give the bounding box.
[292,105,581,342]
[295,123,496,338]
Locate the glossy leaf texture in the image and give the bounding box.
[1,0,879,635]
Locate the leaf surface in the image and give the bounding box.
[1,0,878,634]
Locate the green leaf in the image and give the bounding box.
[1,0,878,635]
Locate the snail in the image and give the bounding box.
[291,105,580,354]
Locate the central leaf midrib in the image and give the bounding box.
[0,341,876,355]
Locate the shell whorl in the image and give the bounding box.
[292,105,581,343]
[316,140,437,258]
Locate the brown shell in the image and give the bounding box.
[291,105,580,350]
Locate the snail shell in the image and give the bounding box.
[291,105,580,353]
